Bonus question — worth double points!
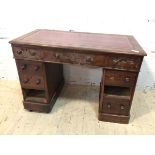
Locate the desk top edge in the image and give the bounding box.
[9,29,147,56]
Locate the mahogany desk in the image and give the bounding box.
[9,29,147,124]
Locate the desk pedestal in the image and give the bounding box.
[98,69,138,124]
[15,60,64,113]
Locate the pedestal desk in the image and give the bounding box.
[9,29,147,124]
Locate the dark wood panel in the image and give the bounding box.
[98,113,129,124]
[101,95,130,115]
[94,54,142,71]
[16,59,44,76]
[44,62,64,102]
[104,70,137,87]
[19,74,45,90]
[16,60,45,90]
[12,46,44,60]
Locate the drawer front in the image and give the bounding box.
[94,55,142,71]
[12,46,43,60]
[16,60,44,76]
[12,46,142,71]
[104,70,137,87]
[101,96,130,115]
[16,60,45,89]
[44,49,142,71]
[20,75,45,89]
[109,56,141,70]
[44,49,95,66]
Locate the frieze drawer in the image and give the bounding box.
[94,54,142,71]
[43,50,95,66]
[12,46,142,71]
[12,46,43,60]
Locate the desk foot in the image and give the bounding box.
[23,79,64,113]
[98,112,129,124]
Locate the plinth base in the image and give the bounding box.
[99,112,130,124]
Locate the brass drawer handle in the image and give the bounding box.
[120,105,125,110]
[36,79,41,85]
[34,66,40,71]
[21,64,27,70]
[23,78,29,84]
[107,103,111,109]
[17,50,23,55]
[125,77,130,82]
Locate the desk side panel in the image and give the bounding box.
[44,62,64,101]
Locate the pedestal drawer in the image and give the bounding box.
[16,60,44,75]
[101,95,130,116]
[16,60,45,90]
[104,70,137,87]
[20,75,45,90]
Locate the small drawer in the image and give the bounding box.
[92,54,142,71]
[107,55,142,71]
[16,60,45,90]
[16,60,44,76]
[104,70,137,87]
[20,75,45,90]
[12,46,43,60]
[101,96,130,116]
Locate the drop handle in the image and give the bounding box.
[21,64,27,70]
[120,105,125,110]
[23,78,29,84]
[36,79,41,85]
[34,66,40,71]
[107,103,111,109]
